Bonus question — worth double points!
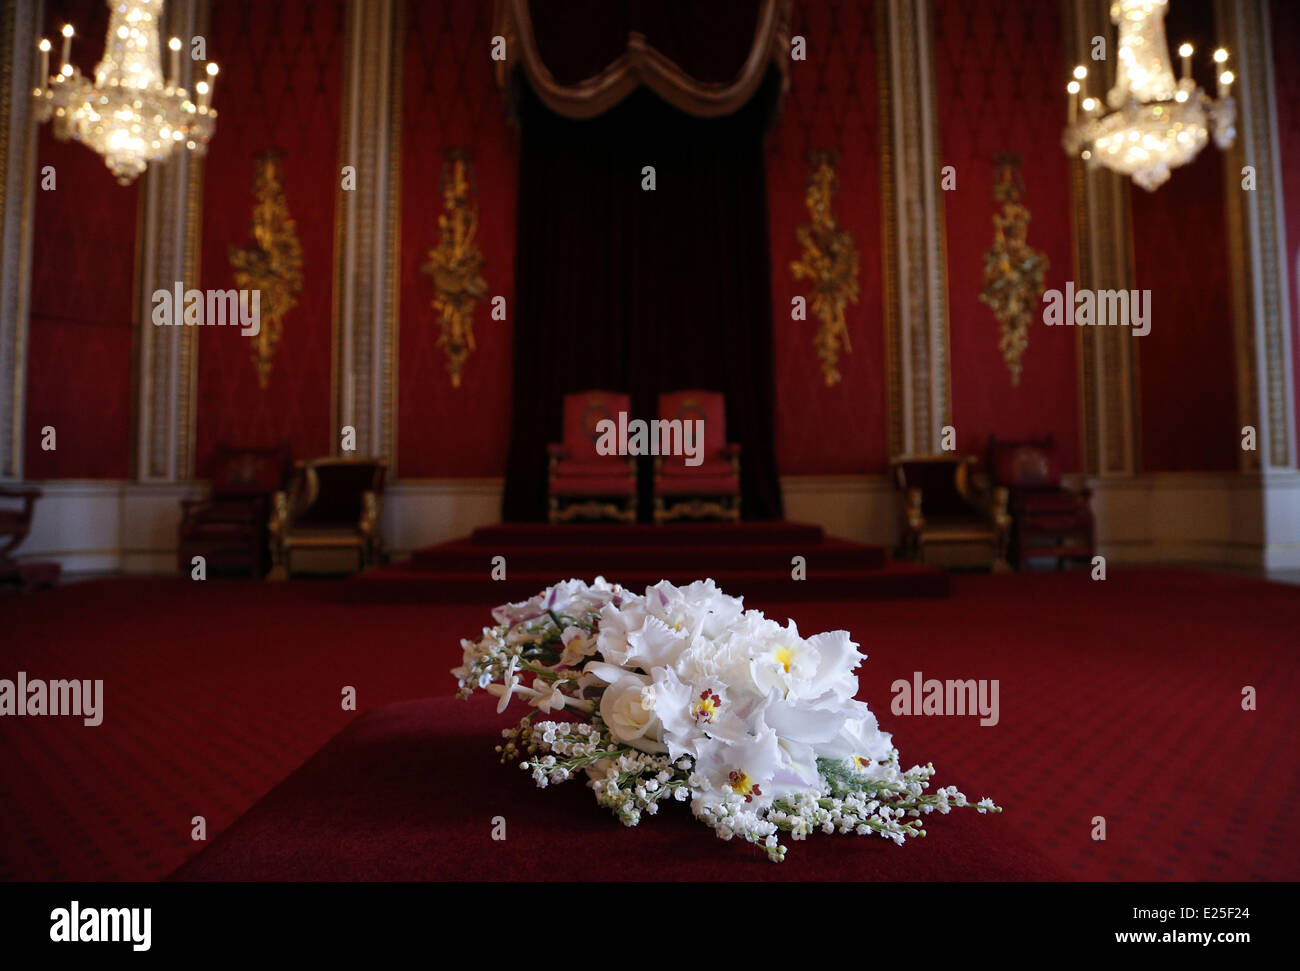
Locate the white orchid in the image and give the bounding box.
[454,577,1002,862]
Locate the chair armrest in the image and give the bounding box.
[902,487,924,532]
[547,443,567,478]
[990,486,1011,531]
[268,491,290,538]
[359,490,381,539]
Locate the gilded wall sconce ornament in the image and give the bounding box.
[229,151,303,389]
[978,154,1048,387]
[791,149,860,387]
[422,148,487,388]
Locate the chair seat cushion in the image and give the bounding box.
[656,457,736,477]
[550,476,636,497]
[654,474,740,496]
[1013,492,1088,512]
[553,459,631,478]
[920,516,996,541]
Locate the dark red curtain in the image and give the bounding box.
[502,67,785,521]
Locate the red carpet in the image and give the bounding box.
[364,521,949,601]
[2,568,1298,881]
[170,696,1063,881]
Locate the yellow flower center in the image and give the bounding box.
[775,645,794,674]
[691,689,721,723]
[728,769,762,802]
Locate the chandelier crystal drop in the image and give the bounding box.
[32,0,218,185]
[1063,0,1235,191]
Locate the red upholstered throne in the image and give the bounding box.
[653,390,741,522]
[548,390,637,523]
[987,435,1094,569]
[178,444,291,578]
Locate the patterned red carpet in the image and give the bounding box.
[3,568,1298,881]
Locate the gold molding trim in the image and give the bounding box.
[423,148,487,389]
[0,0,40,480]
[791,149,860,387]
[1063,0,1140,476]
[878,0,951,456]
[229,151,304,390]
[980,154,1049,386]
[1216,0,1295,470]
[332,0,403,469]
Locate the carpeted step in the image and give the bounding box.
[351,561,948,603]
[409,538,887,573]
[467,521,826,547]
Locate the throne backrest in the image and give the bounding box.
[561,390,631,458]
[210,444,291,498]
[892,455,978,517]
[658,390,726,454]
[986,435,1062,489]
[294,458,387,526]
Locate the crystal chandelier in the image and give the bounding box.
[1062,0,1235,191]
[32,0,219,185]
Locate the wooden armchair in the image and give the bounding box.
[890,455,1010,570]
[268,458,387,579]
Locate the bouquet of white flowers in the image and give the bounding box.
[453,577,999,862]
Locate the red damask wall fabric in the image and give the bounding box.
[933,0,1080,472]
[1272,0,1300,460]
[25,0,134,479]
[767,0,887,475]
[193,0,345,477]
[397,0,517,478]
[1130,0,1236,472]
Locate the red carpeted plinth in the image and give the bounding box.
[169,695,1062,881]
[359,521,948,602]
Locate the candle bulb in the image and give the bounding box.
[1178,43,1193,82]
[169,38,181,88]
[203,62,218,108]
[1067,79,1080,126]
[1219,69,1233,100]
[38,39,50,87]
[60,24,73,72]
[196,79,209,109]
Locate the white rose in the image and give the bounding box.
[587,663,668,753]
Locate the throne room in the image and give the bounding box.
[1,0,1297,943]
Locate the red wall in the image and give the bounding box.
[768,0,886,475]
[397,0,517,478]
[192,0,345,475]
[932,0,1080,471]
[1130,0,1237,472]
[1273,0,1300,457]
[25,0,135,479]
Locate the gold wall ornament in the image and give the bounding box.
[791,149,860,387]
[422,149,487,388]
[229,151,304,389]
[979,155,1048,387]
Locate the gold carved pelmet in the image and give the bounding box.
[422,149,487,388]
[791,150,860,387]
[229,151,304,389]
[979,154,1048,387]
